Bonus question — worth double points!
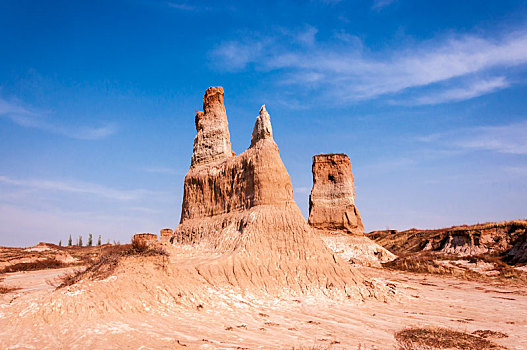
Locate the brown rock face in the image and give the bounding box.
[368,220,527,264]
[308,153,364,235]
[173,87,385,299]
[307,154,395,267]
[159,228,173,242]
[180,116,293,221]
[190,87,233,167]
[132,233,157,247]
[250,105,273,147]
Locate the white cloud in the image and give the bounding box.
[211,40,265,71]
[420,120,527,155]
[0,97,116,140]
[0,203,162,247]
[296,26,318,46]
[395,76,509,106]
[372,0,396,10]
[0,176,179,246]
[504,165,527,175]
[211,27,527,103]
[0,175,158,202]
[167,2,210,11]
[0,97,35,115]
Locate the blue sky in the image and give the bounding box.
[1,0,526,246]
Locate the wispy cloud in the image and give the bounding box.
[394,76,510,106]
[211,40,265,71]
[167,1,210,11]
[0,175,157,201]
[296,26,318,46]
[419,120,527,155]
[372,0,396,10]
[0,202,166,246]
[211,27,527,104]
[0,97,116,140]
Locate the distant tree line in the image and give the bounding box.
[61,233,106,247]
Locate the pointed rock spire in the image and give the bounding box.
[250,105,273,147]
[190,87,233,167]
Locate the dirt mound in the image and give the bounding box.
[369,221,527,283]
[1,243,79,273]
[368,220,527,264]
[320,234,396,267]
[0,243,129,274]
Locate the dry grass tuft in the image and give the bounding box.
[382,255,467,277]
[395,327,508,350]
[0,284,19,294]
[382,252,527,286]
[57,244,168,288]
[0,277,19,294]
[0,258,68,274]
[471,330,509,339]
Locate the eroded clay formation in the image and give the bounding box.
[190,87,234,166]
[171,87,384,298]
[132,233,157,247]
[308,153,364,235]
[159,228,173,243]
[308,153,396,266]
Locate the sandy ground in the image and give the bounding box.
[1,266,526,349]
[0,267,83,293]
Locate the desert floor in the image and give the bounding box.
[1,266,526,349]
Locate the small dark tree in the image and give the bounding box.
[87,233,93,247]
[58,240,62,247]
[68,234,72,246]
[78,235,83,247]
[97,235,102,246]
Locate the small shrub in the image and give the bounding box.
[131,239,149,253]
